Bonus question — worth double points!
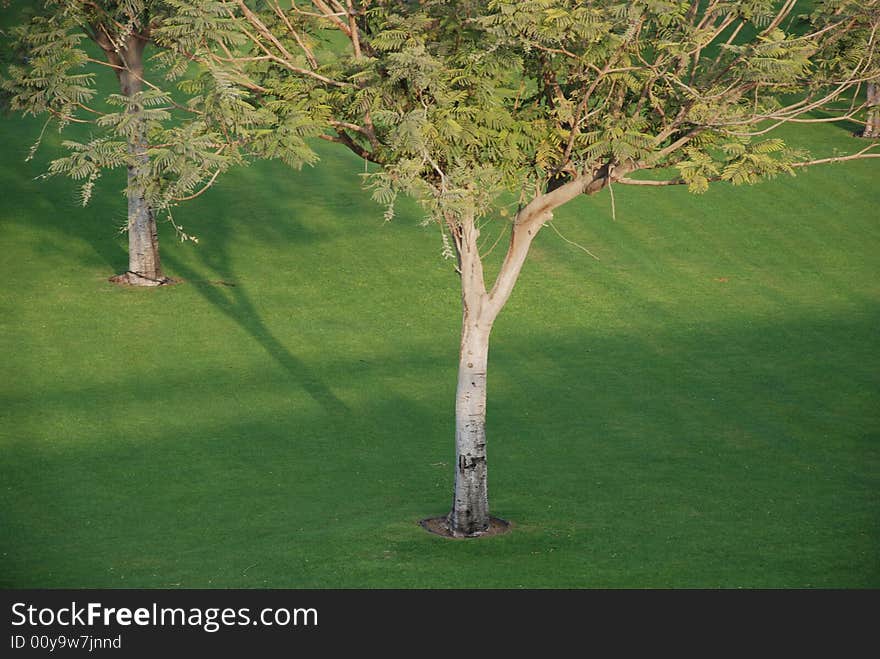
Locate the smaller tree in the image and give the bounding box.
[1,0,322,285]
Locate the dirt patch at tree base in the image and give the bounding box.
[109,272,178,287]
[419,516,512,539]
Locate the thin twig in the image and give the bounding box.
[547,221,601,260]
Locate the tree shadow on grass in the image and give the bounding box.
[0,148,128,274]
[161,227,351,420]
[154,149,390,420]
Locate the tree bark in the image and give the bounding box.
[105,33,167,286]
[863,81,880,139]
[446,213,544,537]
[449,320,492,536]
[447,213,492,536]
[443,170,610,536]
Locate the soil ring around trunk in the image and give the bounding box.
[419,516,512,539]
[109,272,179,287]
[109,274,239,288]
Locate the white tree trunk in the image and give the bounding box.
[444,209,548,537]
[438,170,619,536]
[449,321,491,536]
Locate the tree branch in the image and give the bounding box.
[791,146,880,168]
[318,130,383,164]
[171,166,224,201]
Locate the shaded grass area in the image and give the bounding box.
[1,104,878,587]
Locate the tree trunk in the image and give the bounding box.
[107,35,167,286]
[449,320,492,536]
[445,213,494,536]
[863,81,880,139]
[436,171,617,536]
[123,153,165,285]
[445,212,545,537]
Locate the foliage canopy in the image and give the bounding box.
[157,0,878,233]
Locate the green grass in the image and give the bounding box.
[1,104,878,587]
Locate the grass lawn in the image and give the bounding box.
[1,95,878,587]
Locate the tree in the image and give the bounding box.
[171,0,879,536]
[1,0,321,285]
